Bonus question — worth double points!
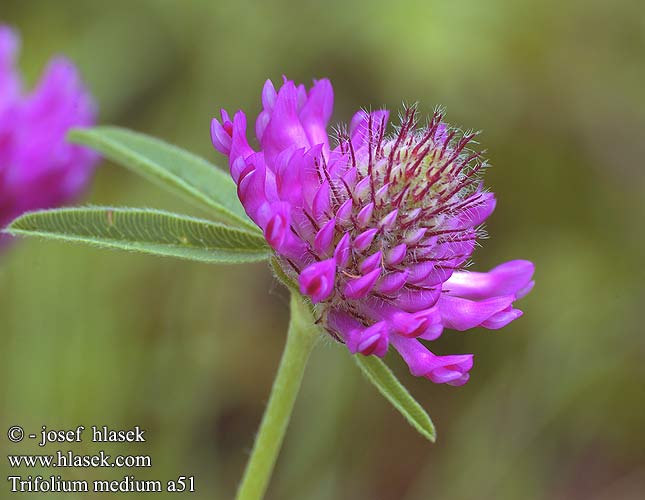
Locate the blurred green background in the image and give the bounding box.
[1,1,644,499]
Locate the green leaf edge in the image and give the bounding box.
[68,126,259,232]
[5,206,271,264]
[354,355,437,442]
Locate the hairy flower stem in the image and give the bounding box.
[235,292,320,500]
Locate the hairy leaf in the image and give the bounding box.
[6,207,270,263]
[355,355,436,442]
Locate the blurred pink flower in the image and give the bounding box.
[0,25,99,247]
[211,77,534,386]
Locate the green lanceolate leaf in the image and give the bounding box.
[6,207,271,264]
[354,355,436,442]
[68,126,258,232]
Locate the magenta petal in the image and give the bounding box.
[353,228,378,252]
[434,123,448,144]
[357,202,374,227]
[0,25,19,65]
[391,336,473,385]
[312,180,331,220]
[401,207,421,224]
[336,198,353,223]
[376,270,409,294]
[314,218,336,255]
[326,311,389,357]
[344,268,381,299]
[430,366,472,386]
[229,111,254,166]
[255,110,271,143]
[264,210,289,250]
[350,109,390,148]
[326,308,360,341]
[404,227,427,245]
[355,176,371,199]
[230,156,248,186]
[341,167,358,189]
[407,262,434,284]
[437,294,516,331]
[480,307,523,329]
[333,233,352,268]
[298,143,324,204]
[257,202,306,258]
[394,287,441,312]
[418,323,444,341]
[261,79,277,111]
[261,80,310,161]
[420,266,456,288]
[375,183,390,204]
[237,159,268,222]
[516,280,535,300]
[352,321,389,357]
[299,259,336,303]
[299,78,333,154]
[274,146,302,202]
[453,191,496,229]
[445,373,470,387]
[379,209,398,230]
[359,250,383,274]
[211,112,233,155]
[444,260,535,300]
[386,243,407,266]
[391,308,442,339]
[296,82,307,110]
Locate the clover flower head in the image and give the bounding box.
[0,25,98,247]
[212,77,534,386]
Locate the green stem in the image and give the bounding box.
[235,292,320,500]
